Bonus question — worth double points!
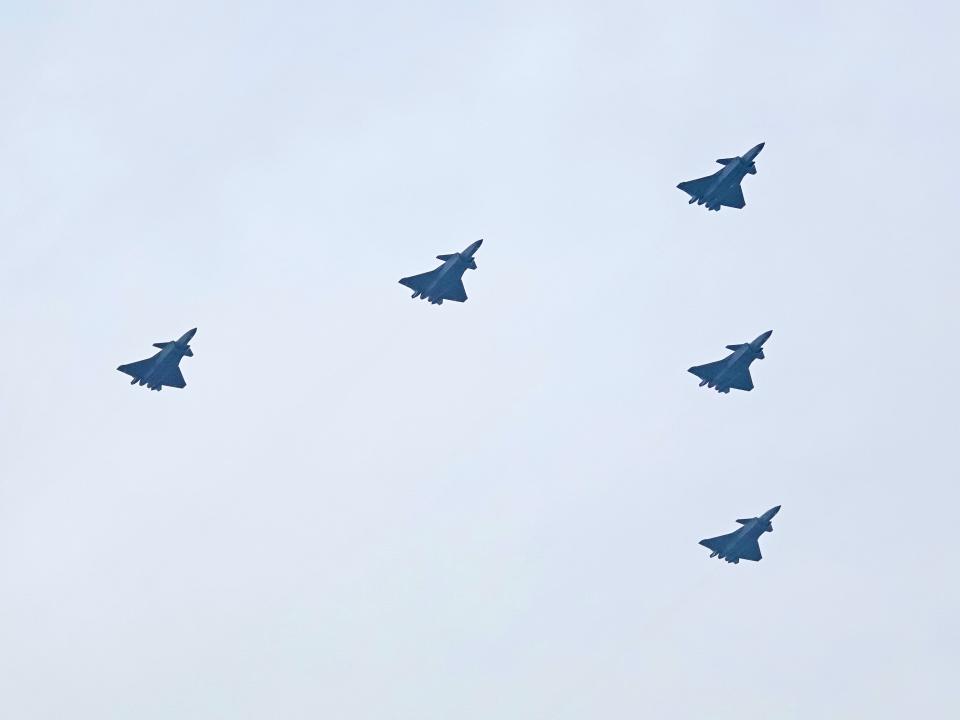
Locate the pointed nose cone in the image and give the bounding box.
[754,329,773,346]
[742,142,764,163]
[180,328,197,343]
[767,505,781,518]
[464,238,483,255]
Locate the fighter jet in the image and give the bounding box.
[689,330,772,393]
[677,142,764,211]
[117,328,196,391]
[399,239,483,305]
[700,506,780,563]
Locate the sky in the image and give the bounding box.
[1,2,958,718]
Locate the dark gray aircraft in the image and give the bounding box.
[677,142,764,211]
[689,330,772,393]
[700,505,780,563]
[400,239,483,305]
[117,328,196,391]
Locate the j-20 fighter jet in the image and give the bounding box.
[689,330,772,393]
[700,506,780,563]
[117,328,196,391]
[677,142,764,211]
[400,239,482,305]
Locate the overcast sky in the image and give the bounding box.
[1,2,958,718]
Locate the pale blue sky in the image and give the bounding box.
[1,2,958,718]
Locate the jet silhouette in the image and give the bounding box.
[678,142,764,211]
[117,328,196,391]
[700,506,781,564]
[399,239,482,305]
[689,330,772,393]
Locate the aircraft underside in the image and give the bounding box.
[678,177,747,211]
[400,274,468,304]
